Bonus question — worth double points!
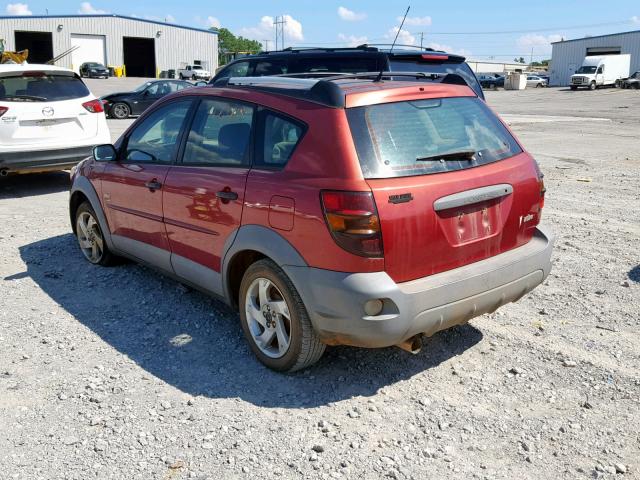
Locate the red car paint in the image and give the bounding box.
[85,81,543,285]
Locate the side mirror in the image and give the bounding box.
[143,90,150,96]
[93,144,117,162]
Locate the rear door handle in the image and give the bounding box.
[215,190,238,201]
[145,179,162,191]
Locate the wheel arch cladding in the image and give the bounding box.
[70,176,115,250]
[222,225,308,307]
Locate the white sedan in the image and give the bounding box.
[0,64,110,175]
[526,75,548,88]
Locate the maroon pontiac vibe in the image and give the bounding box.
[69,73,553,371]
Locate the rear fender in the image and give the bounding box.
[221,225,307,304]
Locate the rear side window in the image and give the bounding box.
[255,112,305,169]
[0,72,90,102]
[289,56,379,74]
[347,97,522,179]
[389,60,484,99]
[254,60,288,76]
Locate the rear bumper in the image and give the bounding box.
[285,225,554,348]
[0,145,95,173]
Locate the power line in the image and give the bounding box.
[409,20,630,36]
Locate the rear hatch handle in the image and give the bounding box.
[434,184,513,211]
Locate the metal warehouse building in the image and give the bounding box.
[0,14,218,77]
[550,30,640,86]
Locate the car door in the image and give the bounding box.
[162,97,255,295]
[133,82,163,115]
[101,98,194,271]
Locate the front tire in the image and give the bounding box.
[110,102,130,119]
[589,81,597,90]
[239,259,325,372]
[75,202,118,266]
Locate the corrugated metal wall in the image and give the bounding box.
[550,31,640,86]
[0,15,218,76]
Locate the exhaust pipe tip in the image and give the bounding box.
[396,335,423,354]
[0,168,8,177]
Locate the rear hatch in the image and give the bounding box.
[347,95,544,283]
[0,70,99,146]
[387,51,484,99]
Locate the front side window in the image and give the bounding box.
[182,98,254,166]
[124,100,192,164]
[0,72,89,102]
[347,97,522,179]
[219,61,252,78]
[255,112,304,169]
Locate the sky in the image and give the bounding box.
[2,1,640,61]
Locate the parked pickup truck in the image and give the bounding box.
[178,65,211,80]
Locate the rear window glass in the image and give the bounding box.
[389,60,483,98]
[0,72,89,102]
[347,97,522,179]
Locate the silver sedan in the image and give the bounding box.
[526,75,548,88]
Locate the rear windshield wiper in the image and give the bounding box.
[416,150,476,162]
[0,95,47,102]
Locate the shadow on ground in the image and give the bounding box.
[0,171,70,199]
[629,265,640,283]
[17,233,484,408]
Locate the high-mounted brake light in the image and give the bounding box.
[321,191,383,257]
[0,106,8,118]
[82,99,104,113]
[23,71,46,78]
[421,54,448,61]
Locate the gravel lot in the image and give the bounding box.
[1,84,639,480]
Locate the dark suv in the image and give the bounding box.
[211,46,485,99]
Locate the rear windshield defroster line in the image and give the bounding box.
[346,97,522,179]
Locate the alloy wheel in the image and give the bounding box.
[76,211,104,263]
[244,277,292,359]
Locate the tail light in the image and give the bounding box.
[533,160,546,223]
[82,99,104,113]
[321,190,383,257]
[0,106,8,118]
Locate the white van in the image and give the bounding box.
[570,54,631,90]
[0,64,110,175]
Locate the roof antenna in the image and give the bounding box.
[376,6,410,82]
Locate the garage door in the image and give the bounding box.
[70,34,106,72]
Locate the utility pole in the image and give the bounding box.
[420,32,424,50]
[263,40,270,52]
[530,47,534,66]
[274,16,286,50]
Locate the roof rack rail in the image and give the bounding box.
[212,71,472,108]
[258,45,380,55]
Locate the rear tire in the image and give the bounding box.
[75,202,118,267]
[239,259,326,372]
[110,102,130,119]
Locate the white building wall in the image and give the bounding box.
[550,31,640,86]
[467,60,527,74]
[0,14,218,76]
